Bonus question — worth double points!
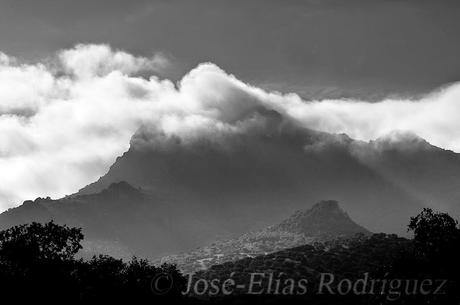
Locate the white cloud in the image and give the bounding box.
[0,44,460,211]
[59,44,169,78]
[278,86,460,152]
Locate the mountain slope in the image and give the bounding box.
[160,200,369,273]
[75,123,437,237]
[355,132,460,218]
[1,116,460,259]
[189,233,411,298]
[275,200,369,237]
[0,182,207,258]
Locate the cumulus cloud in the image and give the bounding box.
[0,43,460,211]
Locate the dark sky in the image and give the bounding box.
[1,0,460,98]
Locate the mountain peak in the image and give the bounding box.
[95,181,144,202]
[106,181,138,192]
[161,200,371,273]
[275,200,370,237]
[371,131,432,151]
[309,199,342,213]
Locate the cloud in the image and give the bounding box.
[0,44,460,211]
[282,86,460,152]
[59,44,169,78]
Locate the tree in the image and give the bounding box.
[0,222,84,302]
[0,221,189,303]
[408,208,460,262]
[0,221,83,264]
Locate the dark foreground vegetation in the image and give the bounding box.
[0,208,459,304]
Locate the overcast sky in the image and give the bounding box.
[1,0,460,98]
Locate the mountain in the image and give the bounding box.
[356,132,460,217]
[1,114,460,259]
[76,121,460,237]
[159,200,370,273]
[275,200,369,237]
[0,181,198,258]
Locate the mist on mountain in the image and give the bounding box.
[2,108,460,259]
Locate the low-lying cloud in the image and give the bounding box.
[0,44,460,211]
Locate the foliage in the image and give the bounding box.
[188,208,460,305]
[409,208,460,261]
[1,208,460,305]
[385,208,460,305]
[0,221,83,263]
[0,221,188,303]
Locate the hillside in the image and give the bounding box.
[189,233,412,300]
[160,200,370,273]
[0,182,199,258]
